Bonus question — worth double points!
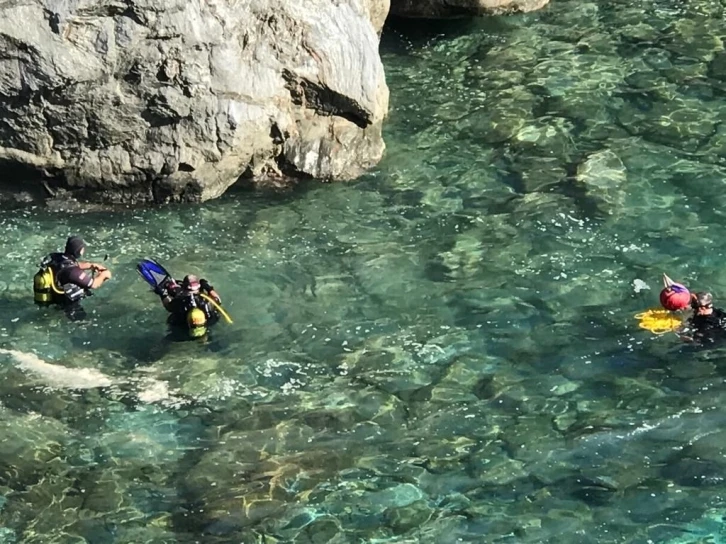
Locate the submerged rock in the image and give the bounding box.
[576,149,627,214]
[0,408,73,485]
[0,0,389,204]
[456,88,536,145]
[390,0,550,18]
[617,98,717,153]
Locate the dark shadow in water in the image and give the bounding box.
[222,176,314,205]
[0,160,53,206]
[381,12,513,54]
[669,336,726,359]
[66,319,227,366]
[68,328,165,366]
[382,17,480,49]
[553,167,613,222]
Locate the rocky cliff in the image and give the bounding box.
[0,0,389,204]
[390,0,549,18]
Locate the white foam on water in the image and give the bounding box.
[0,349,188,408]
[0,348,116,389]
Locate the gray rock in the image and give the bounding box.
[0,0,389,204]
[390,0,550,17]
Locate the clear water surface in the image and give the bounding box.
[2,0,726,542]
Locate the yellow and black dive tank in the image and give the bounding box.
[33,267,54,305]
[187,307,208,338]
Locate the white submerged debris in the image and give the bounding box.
[0,348,116,389]
[0,349,187,407]
[632,279,650,293]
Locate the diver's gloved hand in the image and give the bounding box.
[158,278,179,298]
[153,285,169,298]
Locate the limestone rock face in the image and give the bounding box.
[0,0,389,203]
[364,0,392,33]
[390,0,550,18]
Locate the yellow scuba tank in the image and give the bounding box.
[33,267,54,305]
[187,307,207,338]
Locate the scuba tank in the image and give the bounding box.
[184,295,208,338]
[33,254,87,306]
[33,256,55,305]
[33,267,54,305]
[187,307,208,338]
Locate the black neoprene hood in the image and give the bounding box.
[64,236,86,259]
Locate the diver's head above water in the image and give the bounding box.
[182,274,201,294]
[64,236,86,260]
[660,273,691,311]
[692,291,714,315]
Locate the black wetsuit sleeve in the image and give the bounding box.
[61,266,94,289]
[168,296,185,315]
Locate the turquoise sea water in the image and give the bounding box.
[4,0,726,542]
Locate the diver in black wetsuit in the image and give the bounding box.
[156,274,222,339]
[33,236,112,320]
[680,292,726,344]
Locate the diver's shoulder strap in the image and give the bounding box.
[43,252,74,270]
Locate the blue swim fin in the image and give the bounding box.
[137,258,172,290]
